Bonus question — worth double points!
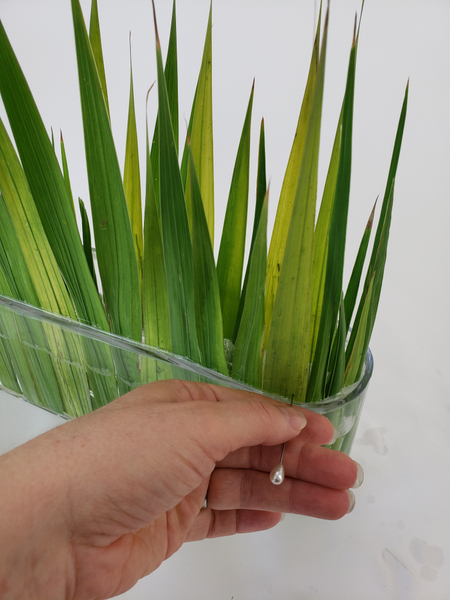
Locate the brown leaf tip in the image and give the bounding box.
[151,0,161,51]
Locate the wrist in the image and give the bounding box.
[0,442,73,599]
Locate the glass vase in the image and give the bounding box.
[0,294,372,455]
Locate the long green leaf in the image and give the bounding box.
[217,83,254,341]
[60,132,75,217]
[346,182,395,381]
[150,0,178,211]
[142,113,171,354]
[153,1,201,364]
[263,11,328,404]
[325,294,347,397]
[124,38,143,287]
[310,105,342,357]
[233,118,267,343]
[0,295,23,396]
[0,19,122,408]
[141,113,172,384]
[0,191,90,416]
[232,192,268,389]
[89,0,110,117]
[0,18,108,331]
[264,9,321,341]
[306,35,357,403]
[346,83,408,368]
[344,200,376,329]
[182,3,214,243]
[72,0,141,342]
[344,274,374,385]
[0,235,54,407]
[189,144,227,375]
[79,197,98,292]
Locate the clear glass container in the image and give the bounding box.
[0,294,373,454]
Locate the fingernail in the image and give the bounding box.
[328,426,338,445]
[351,461,364,489]
[279,513,286,522]
[283,407,307,431]
[346,490,356,514]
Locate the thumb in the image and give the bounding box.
[189,384,307,462]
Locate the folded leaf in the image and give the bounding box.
[344,200,376,329]
[71,0,141,344]
[189,143,227,375]
[217,83,254,341]
[150,0,178,211]
[264,9,321,340]
[263,11,328,403]
[124,39,143,286]
[307,34,357,402]
[232,191,268,389]
[182,3,214,243]
[153,0,201,363]
[233,118,267,342]
[346,83,408,369]
[89,0,110,117]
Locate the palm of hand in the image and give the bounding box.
[1,380,358,600]
[72,487,207,599]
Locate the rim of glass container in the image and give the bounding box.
[0,294,373,407]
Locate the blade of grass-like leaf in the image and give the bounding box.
[264,9,321,341]
[0,20,121,408]
[232,191,268,389]
[263,11,328,404]
[79,197,98,292]
[72,0,143,395]
[0,118,79,316]
[0,255,42,402]
[182,3,214,243]
[189,142,227,375]
[346,83,408,367]
[310,106,342,357]
[0,19,108,331]
[0,311,22,395]
[153,1,201,364]
[150,0,178,211]
[141,110,173,384]
[346,182,394,382]
[325,294,347,396]
[233,118,266,343]
[89,0,110,118]
[124,37,143,286]
[142,105,171,353]
[217,83,254,342]
[60,132,75,216]
[344,200,376,329]
[0,192,90,415]
[0,121,103,415]
[306,35,357,403]
[344,274,374,385]
[72,0,141,342]
[165,0,178,156]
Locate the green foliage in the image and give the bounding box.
[0,1,407,416]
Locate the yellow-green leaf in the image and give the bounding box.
[264,9,321,341]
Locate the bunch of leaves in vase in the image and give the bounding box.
[0,0,407,419]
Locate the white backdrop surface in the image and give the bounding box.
[0,0,449,598]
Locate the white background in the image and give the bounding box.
[0,0,450,598]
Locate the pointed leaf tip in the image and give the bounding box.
[367,198,377,229]
[151,0,161,51]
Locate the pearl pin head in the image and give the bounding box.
[269,463,285,485]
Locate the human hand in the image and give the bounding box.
[0,380,362,600]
